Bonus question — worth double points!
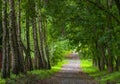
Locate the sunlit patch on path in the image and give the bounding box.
[37,53,98,84]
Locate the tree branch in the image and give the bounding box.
[114,0,120,15]
[86,0,120,24]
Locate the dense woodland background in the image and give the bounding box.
[0,0,120,82]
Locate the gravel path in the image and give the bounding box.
[38,53,98,84]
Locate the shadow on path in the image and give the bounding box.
[37,53,98,84]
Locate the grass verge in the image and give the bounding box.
[0,60,68,84]
[80,59,120,84]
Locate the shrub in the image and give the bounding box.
[50,40,71,65]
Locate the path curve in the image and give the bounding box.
[38,53,98,84]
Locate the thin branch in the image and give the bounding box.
[86,0,120,24]
[114,0,120,14]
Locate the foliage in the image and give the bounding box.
[0,77,5,84]
[81,59,120,84]
[49,40,71,65]
[46,0,120,72]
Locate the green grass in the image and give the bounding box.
[64,50,73,56]
[80,59,120,84]
[0,60,68,84]
[29,60,67,79]
[0,76,6,84]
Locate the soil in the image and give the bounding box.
[37,53,98,84]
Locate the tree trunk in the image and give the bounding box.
[115,56,120,71]
[1,0,10,78]
[114,0,120,71]
[43,20,51,69]
[106,0,114,72]
[107,47,114,72]
[99,45,105,71]
[38,17,45,68]
[45,45,51,69]
[9,0,20,74]
[31,1,44,69]
[32,17,43,69]
[17,0,25,73]
[25,0,33,71]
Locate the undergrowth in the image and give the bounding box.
[80,59,120,84]
[0,60,67,84]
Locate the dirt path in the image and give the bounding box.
[38,53,98,84]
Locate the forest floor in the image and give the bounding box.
[37,53,98,84]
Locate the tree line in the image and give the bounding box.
[1,0,50,78]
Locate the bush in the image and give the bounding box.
[50,40,71,65]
